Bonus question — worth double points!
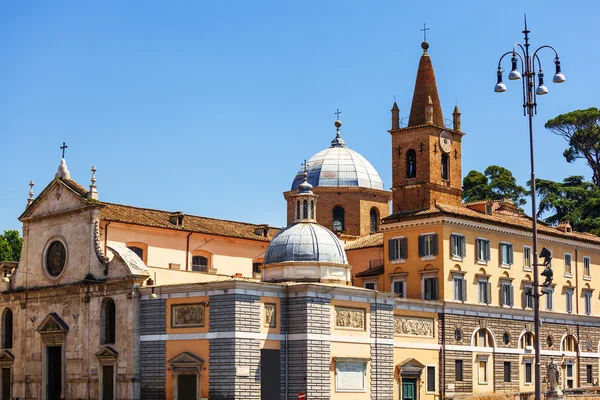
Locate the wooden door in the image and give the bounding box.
[177,375,197,400]
[46,346,62,400]
[402,378,416,400]
[1,368,10,400]
[260,349,281,400]
[102,365,114,400]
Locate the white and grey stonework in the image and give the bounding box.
[140,299,167,400]
[371,301,394,400]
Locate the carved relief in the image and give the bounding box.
[264,303,276,328]
[94,221,109,265]
[171,303,205,328]
[394,316,434,337]
[335,307,365,330]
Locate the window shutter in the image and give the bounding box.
[510,285,514,307]
[522,289,526,309]
[418,236,424,257]
[462,279,467,302]
[450,235,455,256]
[388,239,395,260]
[499,286,504,306]
[432,234,438,256]
[476,240,481,260]
[486,282,492,304]
[432,277,439,300]
[485,241,491,261]
[401,238,408,259]
[461,236,466,257]
[508,245,514,265]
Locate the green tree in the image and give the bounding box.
[0,230,22,262]
[462,165,528,206]
[545,107,600,187]
[535,176,600,235]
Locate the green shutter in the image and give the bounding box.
[508,245,514,265]
[487,282,492,304]
[432,277,438,300]
[388,239,396,260]
[462,278,467,301]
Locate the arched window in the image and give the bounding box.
[332,206,345,232]
[310,200,315,219]
[474,328,493,347]
[521,332,535,349]
[441,153,450,180]
[296,200,300,219]
[102,299,116,344]
[406,149,417,179]
[2,308,12,349]
[562,335,577,352]
[128,246,144,259]
[192,256,209,272]
[303,200,308,219]
[370,208,379,233]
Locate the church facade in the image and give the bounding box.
[0,39,599,400]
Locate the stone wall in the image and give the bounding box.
[140,298,167,400]
[371,301,394,400]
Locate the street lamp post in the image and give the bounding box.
[494,16,565,400]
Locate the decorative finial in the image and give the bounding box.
[27,180,35,206]
[60,142,68,159]
[302,159,308,175]
[88,165,98,200]
[331,112,346,148]
[420,22,430,52]
[297,159,314,195]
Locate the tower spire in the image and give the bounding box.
[408,41,444,127]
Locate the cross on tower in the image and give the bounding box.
[420,23,430,42]
[302,159,308,174]
[60,142,68,159]
[334,109,342,119]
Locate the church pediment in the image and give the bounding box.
[19,178,96,221]
[397,358,425,377]
[36,312,69,334]
[169,352,204,367]
[0,350,15,362]
[96,346,119,360]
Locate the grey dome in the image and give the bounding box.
[291,146,385,191]
[264,222,348,265]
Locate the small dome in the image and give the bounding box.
[291,146,384,190]
[264,222,347,265]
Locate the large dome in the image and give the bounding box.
[264,222,347,265]
[290,124,385,191]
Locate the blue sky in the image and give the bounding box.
[1,1,598,232]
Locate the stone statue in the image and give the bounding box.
[547,357,560,392]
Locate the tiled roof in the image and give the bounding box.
[384,203,600,246]
[100,202,280,242]
[408,49,444,127]
[354,265,384,278]
[345,233,383,250]
[63,179,89,197]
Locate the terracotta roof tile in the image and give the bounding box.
[345,233,383,250]
[100,202,280,242]
[354,265,384,278]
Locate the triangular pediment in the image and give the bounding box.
[20,178,95,221]
[398,358,425,377]
[0,350,14,362]
[169,352,204,366]
[96,346,119,359]
[36,312,69,334]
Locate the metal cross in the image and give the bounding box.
[60,142,68,158]
[419,142,425,153]
[302,159,308,174]
[420,23,430,42]
[334,109,342,119]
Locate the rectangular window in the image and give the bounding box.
[478,279,491,304]
[426,366,435,393]
[450,234,466,258]
[585,291,592,315]
[566,362,574,388]
[524,246,532,270]
[478,359,488,384]
[566,289,573,313]
[477,238,491,262]
[525,360,533,384]
[455,360,463,382]
[564,253,572,275]
[388,238,408,261]
[587,365,593,384]
[335,361,366,392]
[423,277,438,300]
[503,362,511,383]
[453,276,467,302]
[584,257,591,277]
[418,234,438,258]
[500,243,514,266]
[363,282,376,290]
[546,288,554,310]
[501,282,514,307]
[524,285,534,309]
[393,280,405,298]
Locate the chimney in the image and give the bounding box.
[169,211,185,227]
[557,221,572,234]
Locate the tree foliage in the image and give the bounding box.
[535,176,600,235]
[545,107,600,187]
[0,230,22,262]
[462,165,528,206]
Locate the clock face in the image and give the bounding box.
[439,131,453,153]
[45,240,66,277]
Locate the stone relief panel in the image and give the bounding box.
[394,316,434,337]
[335,307,365,330]
[171,303,205,328]
[264,303,276,328]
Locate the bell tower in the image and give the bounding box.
[389,41,464,213]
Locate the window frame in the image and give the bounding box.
[545,287,554,311]
[126,242,148,264]
[332,206,345,232]
[584,290,593,315]
[101,298,116,345]
[523,246,532,271]
[524,359,533,385]
[500,280,514,307]
[503,361,511,383]
[565,289,574,314]
[499,242,514,267]
[369,207,379,234]
[564,252,573,277]
[583,256,591,279]
[450,233,466,260]
[426,365,436,394]
[418,233,438,260]
[388,237,407,263]
[422,275,438,301]
[455,359,463,382]
[452,273,467,302]
[478,356,489,384]
[478,278,491,305]
[392,279,406,298]
[476,238,491,264]
[1,308,12,349]
[587,364,593,384]
[363,281,376,291]
[524,284,534,309]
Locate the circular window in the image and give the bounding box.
[45,240,67,277]
[454,328,463,342]
[503,332,510,345]
[547,335,554,348]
